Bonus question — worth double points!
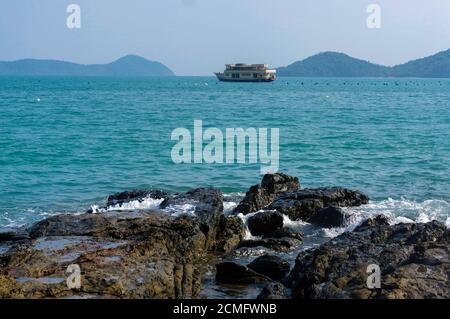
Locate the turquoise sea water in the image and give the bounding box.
[1,76,450,228]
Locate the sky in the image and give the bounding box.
[1,0,450,75]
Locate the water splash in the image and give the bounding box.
[90,196,165,213]
[344,197,450,226]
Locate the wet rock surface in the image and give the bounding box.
[247,211,284,236]
[261,228,304,241]
[213,215,246,253]
[0,228,28,241]
[307,206,346,228]
[247,255,290,281]
[0,188,243,299]
[287,216,450,299]
[238,237,302,253]
[234,173,299,214]
[356,214,390,229]
[106,190,169,207]
[268,187,369,222]
[215,261,271,285]
[257,282,289,299]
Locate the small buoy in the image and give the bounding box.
[36,98,41,102]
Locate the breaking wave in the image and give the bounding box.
[90,196,165,214]
[232,197,450,243]
[343,197,450,227]
[315,198,450,239]
[161,203,197,217]
[236,211,263,240]
[1,195,449,233]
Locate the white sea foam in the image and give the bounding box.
[280,198,450,240]
[321,227,347,238]
[90,195,198,218]
[2,195,449,233]
[282,214,308,229]
[236,211,262,240]
[87,191,242,218]
[232,198,450,243]
[343,197,450,227]
[392,216,415,224]
[161,203,197,217]
[223,201,238,215]
[90,196,165,214]
[313,198,450,239]
[223,192,244,216]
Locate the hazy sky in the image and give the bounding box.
[1,0,450,75]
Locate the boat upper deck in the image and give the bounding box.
[225,64,269,71]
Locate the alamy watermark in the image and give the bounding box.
[65,3,382,31]
[367,4,381,29]
[66,4,81,29]
[366,263,381,289]
[171,120,279,174]
[66,264,81,289]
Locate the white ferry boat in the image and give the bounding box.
[215,64,276,82]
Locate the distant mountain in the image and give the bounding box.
[390,49,450,78]
[277,49,450,78]
[277,52,388,77]
[0,55,175,76]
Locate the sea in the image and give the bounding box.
[1,76,450,228]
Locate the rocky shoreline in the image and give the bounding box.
[0,173,448,299]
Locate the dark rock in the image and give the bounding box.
[0,231,16,242]
[85,189,170,213]
[238,237,302,253]
[261,173,299,194]
[262,228,304,241]
[28,213,115,238]
[287,220,450,299]
[160,188,223,222]
[0,188,235,299]
[0,228,29,241]
[106,190,169,207]
[248,255,290,280]
[268,187,369,221]
[269,198,323,221]
[295,187,369,206]
[234,173,299,215]
[257,282,289,299]
[354,215,390,231]
[216,261,271,285]
[247,211,284,236]
[213,215,246,252]
[237,225,303,252]
[307,206,346,228]
[160,188,224,249]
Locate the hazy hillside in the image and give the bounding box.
[277,52,388,77]
[0,55,175,76]
[390,49,450,78]
[277,50,450,78]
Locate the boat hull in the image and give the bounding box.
[215,73,276,82]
